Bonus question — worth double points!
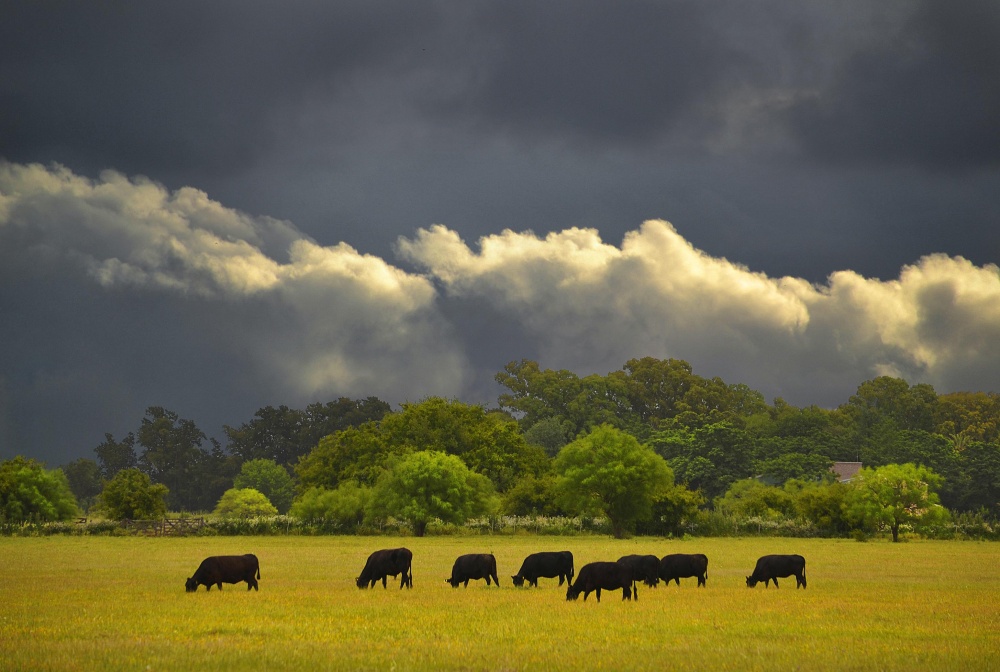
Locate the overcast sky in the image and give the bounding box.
[2,0,999,466]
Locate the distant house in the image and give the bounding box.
[831,462,862,483]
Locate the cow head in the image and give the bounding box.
[511,575,525,587]
[355,576,367,589]
[565,584,580,601]
[185,577,198,592]
[445,577,459,588]
[746,576,758,588]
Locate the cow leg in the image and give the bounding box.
[595,588,601,602]
[382,575,388,589]
[558,575,564,587]
[772,577,779,588]
[464,579,469,588]
[491,572,499,586]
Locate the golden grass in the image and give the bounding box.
[2,535,998,671]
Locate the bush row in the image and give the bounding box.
[3,511,997,541]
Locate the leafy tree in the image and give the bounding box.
[523,417,570,457]
[233,459,295,513]
[755,453,834,484]
[290,483,372,528]
[934,391,1000,443]
[93,432,137,479]
[554,424,673,538]
[846,463,949,542]
[0,456,80,522]
[214,488,278,518]
[137,407,226,511]
[378,397,548,492]
[655,421,756,500]
[98,468,168,520]
[715,479,796,520]
[954,441,1000,515]
[295,422,395,490]
[368,451,496,537]
[60,458,104,512]
[224,397,390,468]
[788,479,851,535]
[500,474,566,517]
[637,485,705,537]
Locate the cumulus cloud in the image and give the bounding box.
[0,161,467,402]
[3,159,999,443]
[398,220,1000,402]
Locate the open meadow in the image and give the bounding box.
[2,535,998,671]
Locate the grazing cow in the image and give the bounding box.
[746,554,806,589]
[446,553,499,588]
[185,554,260,592]
[565,561,636,602]
[512,551,574,588]
[617,554,660,587]
[659,553,709,587]
[356,547,413,589]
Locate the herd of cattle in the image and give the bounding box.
[185,550,807,601]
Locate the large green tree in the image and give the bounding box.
[846,463,949,542]
[554,424,673,538]
[368,451,496,537]
[98,468,169,521]
[0,456,79,522]
[296,422,395,490]
[137,407,230,511]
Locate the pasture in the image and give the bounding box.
[1,535,998,671]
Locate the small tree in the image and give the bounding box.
[846,463,949,542]
[555,424,673,538]
[0,456,80,522]
[214,488,278,518]
[369,451,496,536]
[233,459,295,513]
[98,468,169,520]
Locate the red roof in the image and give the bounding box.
[831,462,862,482]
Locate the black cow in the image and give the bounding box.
[565,561,636,602]
[512,551,574,588]
[746,554,806,589]
[446,553,499,588]
[356,547,413,589]
[659,553,708,587]
[185,554,260,592]
[617,554,660,587]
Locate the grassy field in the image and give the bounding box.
[2,535,998,671]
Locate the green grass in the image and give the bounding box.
[2,536,998,671]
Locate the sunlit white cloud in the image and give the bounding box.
[399,220,1000,398]
[0,161,467,401]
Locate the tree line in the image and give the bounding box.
[3,357,999,540]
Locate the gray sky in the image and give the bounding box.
[2,0,999,465]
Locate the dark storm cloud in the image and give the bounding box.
[786,0,1000,168]
[425,0,747,146]
[0,1,439,181]
[1,1,999,466]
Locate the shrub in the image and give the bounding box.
[214,488,278,518]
